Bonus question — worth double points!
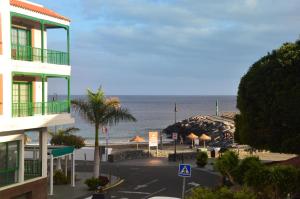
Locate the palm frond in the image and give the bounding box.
[71,99,95,124]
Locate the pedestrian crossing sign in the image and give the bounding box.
[178,164,191,177]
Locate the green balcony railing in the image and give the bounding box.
[24,160,42,180]
[11,44,69,65]
[0,168,19,187]
[12,100,70,117]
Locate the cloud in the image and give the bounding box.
[42,0,300,95]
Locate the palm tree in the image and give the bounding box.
[72,88,136,177]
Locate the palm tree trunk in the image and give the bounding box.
[94,124,100,178]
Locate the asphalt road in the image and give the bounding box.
[81,158,221,199]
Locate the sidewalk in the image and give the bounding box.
[49,172,119,199]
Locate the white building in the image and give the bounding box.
[0,0,74,198]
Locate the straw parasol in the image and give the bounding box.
[199,133,211,148]
[130,135,145,150]
[187,133,198,147]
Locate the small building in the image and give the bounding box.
[0,0,74,198]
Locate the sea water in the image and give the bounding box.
[26,95,237,144]
[68,95,237,144]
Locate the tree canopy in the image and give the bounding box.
[235,40,300,154]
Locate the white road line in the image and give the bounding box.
[142,188,167,199]
[118,191,150,195]
[134,179,159,190]
[188,182,200,187]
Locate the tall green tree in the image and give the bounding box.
[235,40,300,154]
[72,88,136,177]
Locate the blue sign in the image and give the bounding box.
[178,164,191,177]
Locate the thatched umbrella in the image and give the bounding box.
[199,133,211,148]
[187,133,198,147]
[130,136,145,150]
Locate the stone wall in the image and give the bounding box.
[108,150,151,162]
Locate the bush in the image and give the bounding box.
[85,177,100,190]
[215,151,239,184]
[244,165,300,199]
[54,170,68,185]
[234,156,262,184]
[187,187,256,199]
[196,151,208,167]
[85,176,110,190]
[51,133,85,149]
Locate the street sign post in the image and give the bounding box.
[172,132,178,161]
[178,164,191,199]
[172,132,178,140]
[178,164,191,177]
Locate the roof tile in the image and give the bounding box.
[10,0,70,22]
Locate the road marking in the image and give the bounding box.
[188,182,200,187]
[134,179,158,190]
[142,188,167,199]
[118,191,150,195]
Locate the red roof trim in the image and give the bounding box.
[10,0,70,22]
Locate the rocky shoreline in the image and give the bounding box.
[163,112,237,148]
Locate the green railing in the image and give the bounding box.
[12,100,70,117]
[24,160,42,180]
[11,44,69,65]
[0,168,19,187]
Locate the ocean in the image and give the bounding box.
[64,95,238,144]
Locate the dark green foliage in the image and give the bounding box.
[234,156,262,184]
[54,170,68,185]
[244,165,300,199]
[196,151,208,167]
[187,187,256,199]
[235,41,300,154]
[84,176,110,190]
[50,127,85,149]
[85,177,100,190]
[215,151,239,184]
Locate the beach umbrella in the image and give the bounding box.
[199,133,211,148]
[187,133,198,147]
[130,136,145,150]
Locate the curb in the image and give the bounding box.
[102,178,125,191]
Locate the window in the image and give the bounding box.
[12,82,32,117]
[11,27,31,60]
[0,141,20,187]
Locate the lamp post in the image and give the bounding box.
[174,103,178,161]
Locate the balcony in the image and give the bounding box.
[11,44,69,65]
[11,12,70,66]
[12,100,70,118]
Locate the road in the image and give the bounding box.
[80,158,221,199]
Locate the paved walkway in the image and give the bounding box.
[49,172,119,199]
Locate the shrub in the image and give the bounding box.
[54,170,68,185]
[215,151,239,185]
[50,128,85,149]
[85,177,100,190]
[187,187,257,199]
[196,151,208,167]
[234,156,262,184]
[85,176,110,190]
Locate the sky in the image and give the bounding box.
[37,0,300,95]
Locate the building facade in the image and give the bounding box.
[0,0,74,198]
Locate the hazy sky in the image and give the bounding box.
[37,0,300,95]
